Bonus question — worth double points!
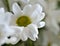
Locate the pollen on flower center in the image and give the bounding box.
[16,15,31,27]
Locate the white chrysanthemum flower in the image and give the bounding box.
[0,3,45,45]
[11,3,45,41]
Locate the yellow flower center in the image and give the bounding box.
[16,15,31,27]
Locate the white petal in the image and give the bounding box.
[0,25,9,37]
[0,25,18,45]
[10,26,24,33]
[10,26,28,41]
[4,26,24,44]
[0,37,6,46]
[32,12,45,24]
[0,25,8,45]
[0,12,12,24]
[34,4,42,13]
[10,26,27,41]
[0,28,6,45]
[40,12,45,20]
[37,21,45,28]
[24,24,38,41]
[20,31,28,41]
[20,0,29,4]
[0,8,5,15]
[11,26,28,41]
[19,0,30,9]
[0,25,14,39]
[23,4,42,15]
[0,15,6,24]
[3,26,23,44]
[9,15,17,26]
[12,3,21,15]
[3,25,15,36]
[5,12,13,24]
[23,4,32,15]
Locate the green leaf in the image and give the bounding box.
[3,0,10,11]
[57,1,60,9]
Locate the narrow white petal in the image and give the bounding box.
[5,12,13,24]
[0,8,5,15]
[24,24,38,41]
[23,4,32,15]
[37,21,45,28]
[12,3,21,15]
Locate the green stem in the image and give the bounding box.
[24,39,34,46]
[3,0,10,11]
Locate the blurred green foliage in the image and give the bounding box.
[57,1,60,9]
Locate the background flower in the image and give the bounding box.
[0,8,17,46]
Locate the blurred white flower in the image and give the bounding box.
[51,43,58,46]
[42,30,60,46]
[0,8,15,46]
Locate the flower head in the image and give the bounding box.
[11,3,45,41]
[0,3,45,45]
